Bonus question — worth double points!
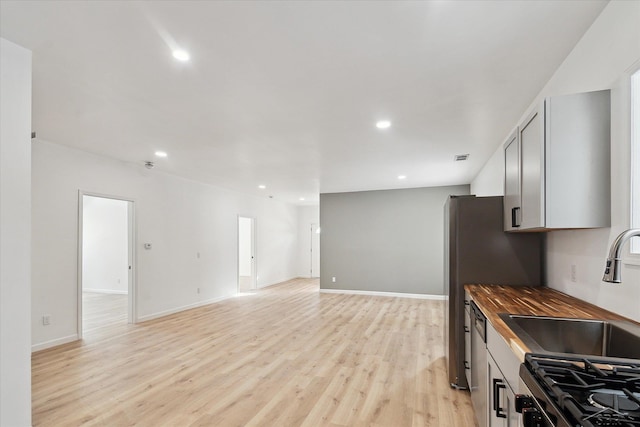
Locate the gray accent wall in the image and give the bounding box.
[320,185,470,294]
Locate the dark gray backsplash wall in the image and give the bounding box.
[320,185,470,294]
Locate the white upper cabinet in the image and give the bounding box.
[503,90,611,232]
[503,129,521,231]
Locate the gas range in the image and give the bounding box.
[518,353,640,427]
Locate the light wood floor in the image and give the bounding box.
[33,279,477,426]
[82,291,127,332]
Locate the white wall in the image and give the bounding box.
[32,140,299,350]
[0,38,32,427]
[83,196,129,293]
[296,205,320,277]
[471,1,640,322]
[470,147,504,197]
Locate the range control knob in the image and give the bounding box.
[522,407,544,427]
[515,394,535,413]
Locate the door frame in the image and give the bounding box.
[237,215,257,292]
[77,191,137,339]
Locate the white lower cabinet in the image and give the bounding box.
[485,312,522,427]
[466,301,523,427]
[488,353,520,427]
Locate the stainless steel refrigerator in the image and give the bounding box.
[444,195,543,389]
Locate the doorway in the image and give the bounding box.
[311,223,320,278]
[78,193,135,338]
[238,216,256,292]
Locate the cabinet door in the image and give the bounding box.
[488,355,508,427]
[519,107,545,229]
[503,129,521,231]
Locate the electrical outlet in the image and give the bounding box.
[42,315,50,326]
[570,265,577,282]
[332,277,336,283]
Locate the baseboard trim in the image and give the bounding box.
[319,288,446,300]
[84,288,128,295]
[32,334,79,353]
[137,294,235,323]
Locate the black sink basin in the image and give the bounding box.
[498,314,640,360]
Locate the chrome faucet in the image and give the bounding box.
[603,228,640,283]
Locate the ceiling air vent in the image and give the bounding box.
[454,154,469,161]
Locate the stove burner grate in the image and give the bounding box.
[525,354,640,427]
[589,392,640,412]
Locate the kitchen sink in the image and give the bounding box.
[498,314,640,360]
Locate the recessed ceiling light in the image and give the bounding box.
[376,120,392,129]
[154,151,167,158]
[398,175,407,180]
[299,197,305,201]
[172,49,190,62]
[258,185,266,189]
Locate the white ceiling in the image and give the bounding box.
[0,0,608,205]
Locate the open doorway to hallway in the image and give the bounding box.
[238,216,256,293]
[79,194,135,337]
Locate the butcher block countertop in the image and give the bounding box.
[464,284,638,361]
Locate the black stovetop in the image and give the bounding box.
[524,353,640,427]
